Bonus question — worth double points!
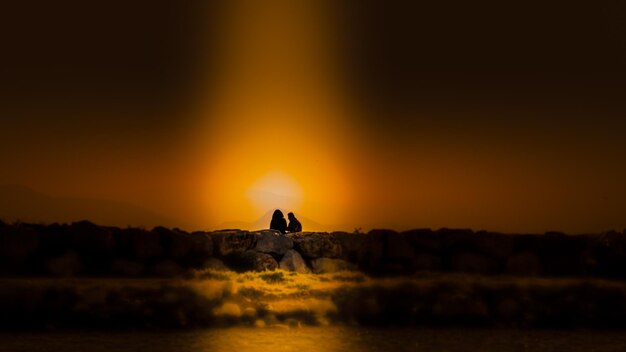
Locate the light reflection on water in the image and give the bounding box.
[1,327,625,352]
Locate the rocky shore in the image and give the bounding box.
[4,220,626,329]
[2,220,626,279]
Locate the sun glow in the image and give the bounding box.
[191,0,357,228]
[246,172,304,214]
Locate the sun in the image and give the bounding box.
[246,172,303,215]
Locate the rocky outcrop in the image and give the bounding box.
[279,249,309,273]
[506,252,542,276]
[45,251,82,277]
[253,230,293,256]
[189,231,214,257]
[128,228,162,259]
[291,232,342,258]
[111,259,145,277]
[244,250,278,272]
[0,224,39,262]
[452,252,497,274]
[212,230,257,257]
[4,221,626,279]
[202,258,229,271]
[70,221,114,254]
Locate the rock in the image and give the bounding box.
[473,231,515,260]
[70,221,114,254]
[291,232,342,258]
[111,259,145,276]
[513,234,543,253]
[413,253,442,271]
[452,252,497,274]
[254,230,293,256]
[0,224,39,261]
[151,260,185,277]
[201,258,229,271]
[403,229,440,253]
[506,252,542,276]
[46,251,82,277]
[438,228,475,250]
[38,223,72,257]
[541,232,586,276]
[386,233,415,261]
[190,231,214,257]
[244,250,278,271]
[310,258,356,274]
[279,249,310,273]
[212,230,257,257]
[153,227,193,258]
[361,234,385,271]
[333,232,368,262]
[124,228,162,259]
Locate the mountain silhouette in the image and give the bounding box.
[214,208,333,232]
[0,184,182,228]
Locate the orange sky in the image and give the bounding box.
[1,1,626,233]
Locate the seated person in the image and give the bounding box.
[269,209,287,234]
[287,212,302,233]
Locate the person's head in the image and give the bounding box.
[272,209,284,220]
[288,212,295,220]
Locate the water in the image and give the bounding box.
[2,327,625,352]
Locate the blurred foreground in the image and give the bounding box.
[2,326,626,352]
[3,270,626,329]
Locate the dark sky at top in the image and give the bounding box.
[2,0,625,130]
[1,0,625,232]
[0,0,626,129]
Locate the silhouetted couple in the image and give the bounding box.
[270,209,302,234]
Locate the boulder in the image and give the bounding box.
[473,231,515,260]
[291,232,342,258]
[310,258,356,274]
[151,260,185,277]
[333,232,369,262]
[46,251,82,277]
[244,250,278,272]
[506,252,542,276]
[386,233,415,261]
[70,221,114,254]
[38,223,72,257]
[541,232,586,276]
[279,249,310,273]
[413,253,442,271]
[201,257,229,271]
[513,234,543,253]
[0,225,39,261]
[111,259,145,277]
[212,230,257,257]
[190,231,214,257]
[403,229,440,253]
[437,228,475,250]
[153,227,193,258]
[361,234,385,271]
[451,252,497,274]
[253,230,293,256]
[123,228,162,259]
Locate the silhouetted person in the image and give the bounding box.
[287,212,302,233]
[269,209,287,234]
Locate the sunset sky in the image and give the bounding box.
[1,1,626,233]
